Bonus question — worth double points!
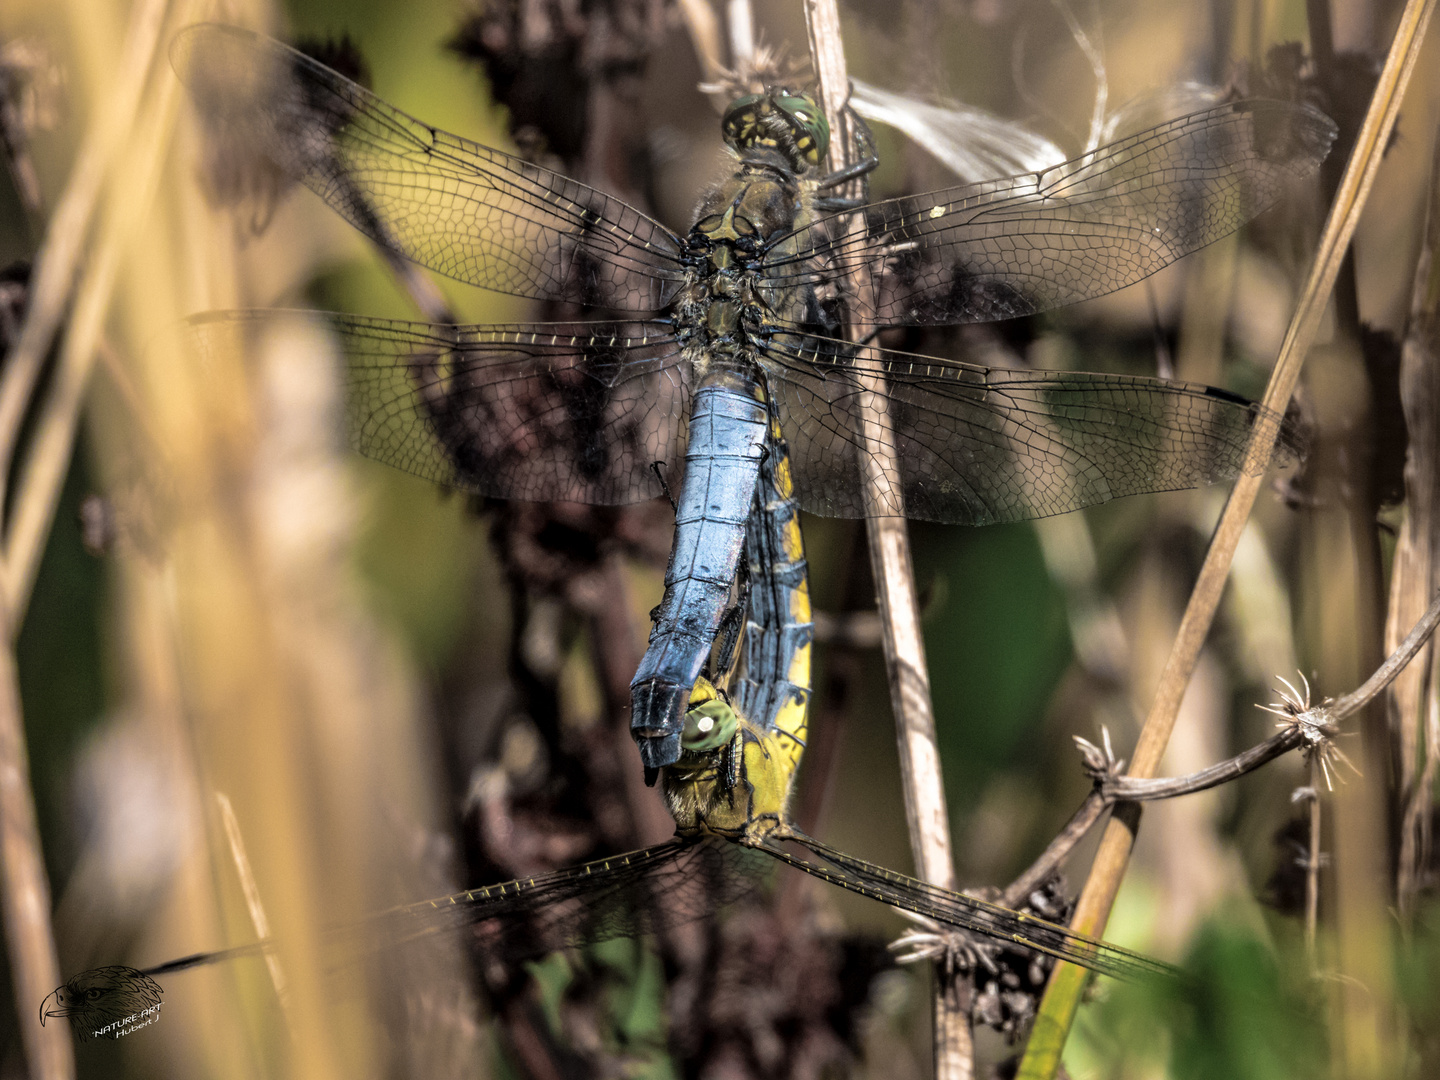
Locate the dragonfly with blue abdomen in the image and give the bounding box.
[42,394,1173,1045]
[172,23,1335,774]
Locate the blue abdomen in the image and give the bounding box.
[630,381,767,769]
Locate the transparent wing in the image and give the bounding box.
[758,331,1292,523]
[849,79,1067,183]
[131,834,1167,984]
[172,23,686,311]
[764,833,1176,983]
[762,100,1336,326]
[183,311,690,505]
[371,839,766,968]
[127,840,766,979]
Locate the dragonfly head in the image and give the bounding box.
[721,91,830,173]
[680,678,739,753]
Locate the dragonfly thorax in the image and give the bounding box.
[689,170,804,268]
[677,167,820,370]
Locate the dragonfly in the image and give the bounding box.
[42,396,1174,1043]
[171,23,1335,774]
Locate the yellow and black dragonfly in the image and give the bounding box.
[43,352,1172,1044]
[171,24,1335,773]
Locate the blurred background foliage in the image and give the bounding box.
[0,0,1436,1077]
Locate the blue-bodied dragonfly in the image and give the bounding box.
[172,24,1335,773]
[41,400,1173,1043]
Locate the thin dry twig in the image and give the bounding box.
[676,0,725,82]
[1391,125,1440,917]
[0,4,171,1077]
[1332,588,1440,719]
[1000,793,1106,911]
[1307,759,1322,957]
[1086,579,1435,795]
[725,0,756,70]
[216,793,291,1020]
[1001,587,1440,923]
[0,595,72,1078]
[1018,0,1439,1073]
[2,24,183,625]
[801,3,970,1077]
[0,0,172,509]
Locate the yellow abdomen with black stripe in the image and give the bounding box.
[662,410,811,838]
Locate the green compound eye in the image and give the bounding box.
[721,93,767,152]
[721,92,829,168]
[681,698,739,752]
[777,94,829,165]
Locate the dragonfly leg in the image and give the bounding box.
[813,154,876,190]
[813,193,867,212]
[721,734,758,805]
[650,460,677,512]
[814,116,878,192]
[814,110,876,211]
[710,541,752,678]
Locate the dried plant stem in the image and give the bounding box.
[1001,793,1106,910]
[1335,589,1440,719]
[2,37,181,625]
[216,793,292,1020]
[0,598,72,1078]
[676,0,725,81]
[1391,126,1440,917]
[1421,684,1440,880]
[1001,732,1322,910]
[1018,1,1439,1072]
[726,0,755,68]
[1004,584,1439,906]
[1106,728,1316,800]
[1122,587,1439,800]
[1307,760,1321,959]
[801,3,969,1077]
[0,2,170,1073]
[0,0,171,506]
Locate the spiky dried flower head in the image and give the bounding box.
[1257,671,1355,790]
[889,910,1003,977]
[1073,726,1125,781]
[699,42,810,103]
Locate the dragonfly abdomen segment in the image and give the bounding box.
[661,413,810,836]
[733,418,812,763]
[630,381,768,769]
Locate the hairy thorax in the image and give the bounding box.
[675,160,824,383]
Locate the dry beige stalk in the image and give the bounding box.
[1389,131,1440,917]
[801,2,970,1077]
[2,14,183,624]
[0,0,172,508]
[215,792,291,1019]
[0,603,73,1079]
[0,2,175,1077]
